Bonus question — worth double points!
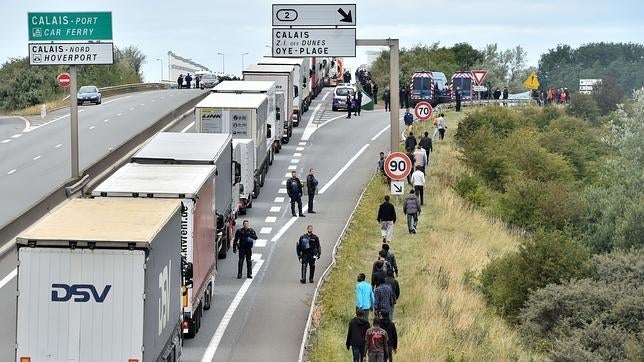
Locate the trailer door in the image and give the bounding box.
[16,248,145,362]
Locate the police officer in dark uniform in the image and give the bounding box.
[233,220,258,279]
[296,225,321,284]
[287,171,305,217]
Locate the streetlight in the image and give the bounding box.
[155,58,163,81]
[217,52,225,74]
[241,52,249,71]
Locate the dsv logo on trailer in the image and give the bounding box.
[51,283,112,303]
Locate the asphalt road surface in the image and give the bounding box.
[0,89,203,359]
[180,91,401,362]
[0,89,204,230]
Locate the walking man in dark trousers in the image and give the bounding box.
[287,171,305,217]
[306,168,318,213]
[346,94,353,119]
[297,225,321,283]
[355,91,363,116]
[233,220,258,279]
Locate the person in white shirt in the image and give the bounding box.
[413,145,427,174]
[411,166,426,205]
[437,113,447,140]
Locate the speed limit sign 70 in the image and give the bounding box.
[384,152,412,180]
[414,101,433,121]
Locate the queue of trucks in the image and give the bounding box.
[13,56,337,362]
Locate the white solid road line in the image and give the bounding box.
[1,139,10,144]
[19,116,31,132]
[200,258,265,362]
[371,125,391,141]
[0,268,17,289]
[181,121,195,133]
[321,91,331,101]
[271,215,299,242]
[319,143,370,194]
[11,134,22,138]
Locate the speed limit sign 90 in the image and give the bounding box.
[384,152,412,181]
[414,101,433,121]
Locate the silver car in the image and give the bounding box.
[200,74,220,89]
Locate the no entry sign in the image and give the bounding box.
[414,101,433,121]
[57,72,71,88]
[384,152,412,181]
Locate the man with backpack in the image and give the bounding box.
[381,243,398,277]
[365,317,389,362]
[296,225,321,284]
[287,171,305,217]
[233,220,258,279]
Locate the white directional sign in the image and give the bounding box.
[272,4,356,26]
[473,85,488,92]
[272,28,356,57]
[390,181,405,195]
[29,42,114,65]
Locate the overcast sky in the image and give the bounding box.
[5,0,644,81]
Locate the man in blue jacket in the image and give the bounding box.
[355,273,375,320]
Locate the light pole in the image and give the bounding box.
[217,52,225,74]
[155,58,163,81]
[241,52,249,71]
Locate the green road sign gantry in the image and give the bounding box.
[28,12,112,41]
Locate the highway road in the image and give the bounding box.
[179,91,399,361]
[0,89,204,359]
[0,89,204,230]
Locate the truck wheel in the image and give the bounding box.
[282,136,289,144]
[195,305,202,333]
[204,284,212,310]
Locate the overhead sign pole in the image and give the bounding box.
[70,66,79,178]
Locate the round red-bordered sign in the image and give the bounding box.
[414,101,433,121]
[384,152,412,181]
[57,72,71,88]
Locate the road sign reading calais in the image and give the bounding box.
[272,28,356,57]
[384,152,412,181]
[29,43,114,65]
[272,4,356,26]
[28,12,113,41]
[414,101,433,121]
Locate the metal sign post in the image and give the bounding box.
[69,65,79,178]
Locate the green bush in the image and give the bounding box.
[566,93,600,121]
[455,105,520,146]
[614,198,644,250]
[454,173,488,207]
[480,230,590,320]
[520,250,643,360]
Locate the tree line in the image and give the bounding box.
[0,45,146,112]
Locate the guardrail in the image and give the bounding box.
[98,82,170,98]
[435,98,534,110]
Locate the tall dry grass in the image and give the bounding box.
[308,110,542,361]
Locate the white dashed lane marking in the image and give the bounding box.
[281,180,287,186]
[11,134,21,139]
[284,173,291,177]
[89,126,95,130]
[290,159,300,164]
[7,169,16,175]
[274,197,285,203]
[269,206,281,212]
[259,227,272,234]
[255,239,267,248]
[33,155,41,160]
[294,153,302,157]
[1,139,10,144]
[287,165,297,170]
[296,147,304,151]
[104,119,109,123]
[55,143,62,148]
[278,188,287,194]
[298,142,306,146]
[265,216,277,223]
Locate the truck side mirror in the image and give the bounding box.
[294,86,298,98]
[276,107,281,121]
[267,124,272,138]
[184,262,193,287]
[233,161,241,184]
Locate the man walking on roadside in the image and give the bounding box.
[411,165,426,205]
[419,131,433,164]
[413,145,427,174]
[381,243,399,277]
[403,189,421,234]
[374,279,395,318]
[372,82,378,104]
[233,220,258,279]
[378,311,398,362]
[306,168,318,213]
[365,318,389,362]
[296,225,321,284]
[346,94,353,119]
[377,196,396,243]
[356,273,375,320]
[384,269,400,320]
[287,171,305,217]
[346,308,371,362]
[383,87,391,111]
[355,90,363,116]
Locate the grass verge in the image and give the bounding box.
[308,109,541,361]
[10,97,69,116]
